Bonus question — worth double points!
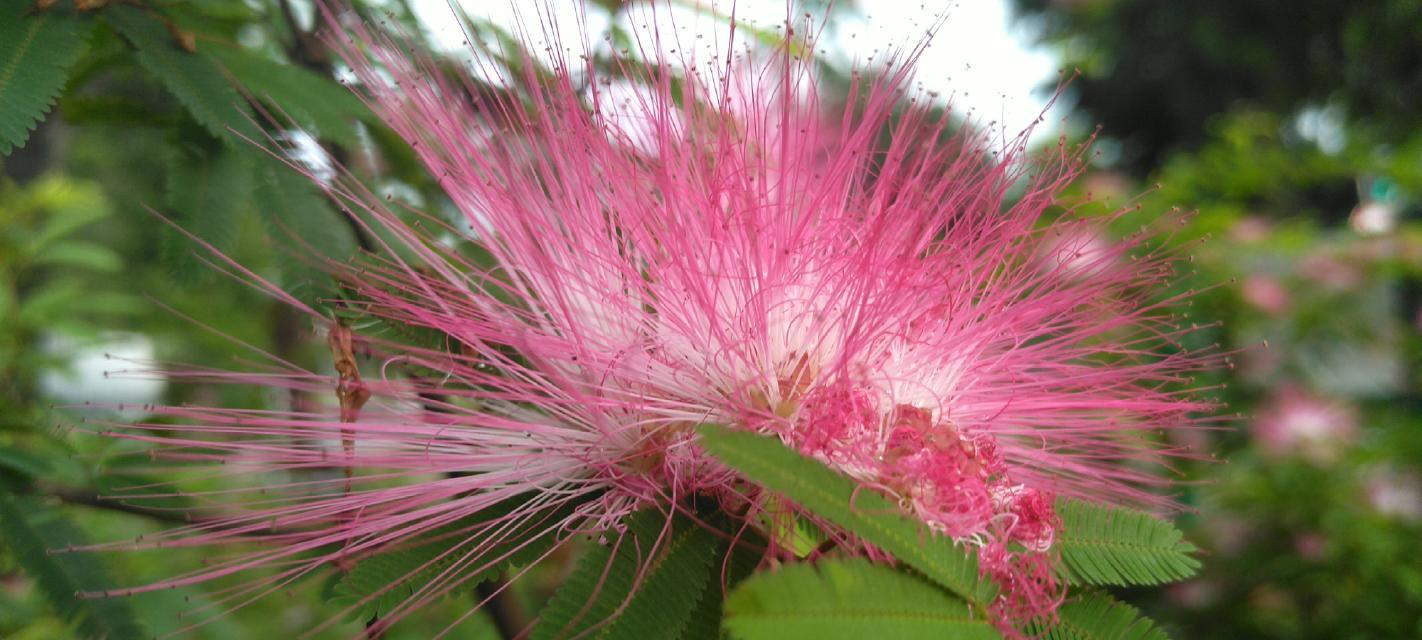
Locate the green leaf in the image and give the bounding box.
[0,496,147,640]
[1054,498,1200,587]
[0,6,94,154]
[59,95,177,127]
[17,278,84,324]
[724,558,1000,640]
[33,240,123,272]
[696,424,999,608]
[597,510,724,640]
[1027,591,1169,640]
[103,5,261,145]
[27,175,112,250]
[162,135,251,284]
[205,44,374,148]
[683,527,765,640]
[533,508,722,640]
[333,496,578,621]
[0,448,52,490]
[252,160,356,305]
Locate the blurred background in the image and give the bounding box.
[1,0,1419,638]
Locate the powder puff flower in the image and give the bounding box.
[83,2,1218,632]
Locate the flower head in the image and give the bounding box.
[85,3,1218,632]
[1253,385,1355,464]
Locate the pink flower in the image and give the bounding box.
[86,3,1218,631]
[1293,532,1328,560]
[1240,274,1290,315]
[1296,252,1364,290]
[1230,216,1272,244]
[1252,386,1356,464]
[1365,468,1422,522]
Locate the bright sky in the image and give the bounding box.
[407,1,1061,138]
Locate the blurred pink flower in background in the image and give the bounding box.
[1252,386,1356,464]
[1296,252,1364,291]
[1229,215,1273,244]
[1365,468,1422,522]
[1240,274,1291,315]
[1165,579,1220,609]
[1349,199,1399,236]
[1293,532,1328,560]
[1206,515,1253,555]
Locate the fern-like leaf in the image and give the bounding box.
[1028,591,1169,640]
[252,159,357,304]
[724,558,1000,640]
[696,424,999,608]
[162,135,251,284]
[596,510,723,640]
[104,6,262,145]
[333,497,576,621]
[682,527,765,640]
[1055,497,1200,587]
[533,508,722,640]
[206,44,373,148]
[0,496,147,640]
[0,6,94,154]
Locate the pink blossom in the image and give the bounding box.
[1165,579,1220,609]
[1230,216,1272,244]
[83,3,1219,631]
[1365,468,1422,522]
[1296,252,1364,290]
[1253,386,1356,464]
[1240,274,1290,315]
[1293,532,1327,560]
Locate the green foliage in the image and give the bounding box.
[724,558,999,640]
[332,497,574,621]
[1028,591,1168,640]
[252,160,357,301]
[1015,0,1422,171]
[1055,498,1199,587]
[0,496,146,640]
[162,133,252,282]
[532,508,726,640]
[696,425,999,608]
[0,5,94,154]
[205,44,373,149]
[682,528,764,640]
[104,6,261,146]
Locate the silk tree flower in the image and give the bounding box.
[83,3,1218,633]
[1253,385,1356,464]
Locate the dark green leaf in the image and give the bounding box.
[682,523,766,640]
[104,5,262,145]
[533,508,723,640]
[332,496,575,621]
[1027,590,1169,640]
[253,160,356,304]
[0,6,94,154]
[1055,498,1200,587]
[0,448,51,489]
[0,496,147,640]
[59,95,177,127]
[162,135,252,284]
[724,558,1000,640]
[696,425,999,608]
[206,44,374,148]
[598,509,724,640]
